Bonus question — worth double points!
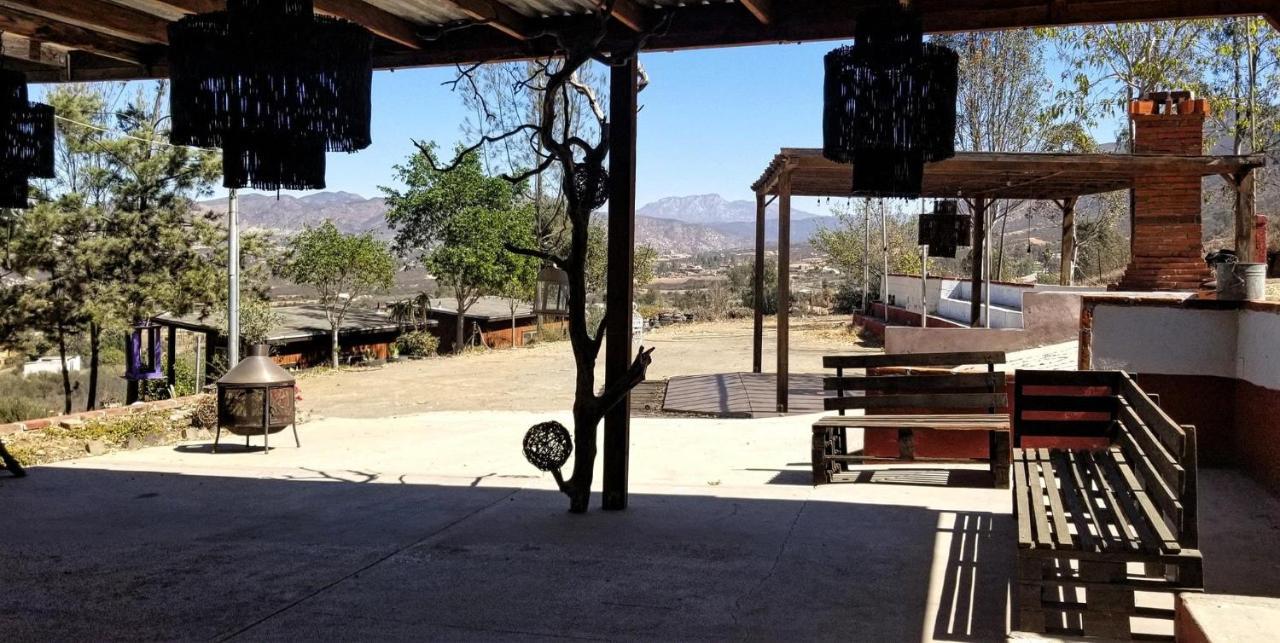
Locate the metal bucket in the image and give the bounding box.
[1215,262,1267,300]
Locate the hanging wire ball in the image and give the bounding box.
[572,165,610,211]
[523,421,572,472]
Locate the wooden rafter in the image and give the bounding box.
[739,0,773,24]
[600,0,646,31]
[0,0,171,44]
[152,0,423,49]
[0,8,148,63]
[443,0,531,40]
[0,32,67,68]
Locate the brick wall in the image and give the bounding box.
[0,395,203,436]
[1117,95,1212,291]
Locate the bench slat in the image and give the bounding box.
[1013,448,1035,548]
[1116,425,1185,526]
[1120,375,1186,457]
[812,414,1010,431]
[1094,450,1165,555]
[1026,453,1055,550]
[1109,447,1182,553]
[823,351,1006,369]
[823,372,1004,392]
[1017,395,1118,414]
[1035,448,1076,549]
[1076,450,1139,554]
[1050,450,1100,553]
[824,392,1008,412]
[1117,400,1186,494]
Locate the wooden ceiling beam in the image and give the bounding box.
[739,0,774,25]
[442,0,532,40]
[1,32,67,68]
[0,0,171,44]
[152,0,424,49]
[600,0,647,32]
[0,8,149,64]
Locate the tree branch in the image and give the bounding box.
[504,243,566,269]
[596,345,655,413]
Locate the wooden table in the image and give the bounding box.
[811,413,1012,486]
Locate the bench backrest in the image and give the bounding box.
[1014,369,1198,547]
[822,351,1008,414]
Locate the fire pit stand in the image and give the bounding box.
[214,344,299,454]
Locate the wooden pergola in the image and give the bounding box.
[750,148,1267,412]
[7,0,1278,509]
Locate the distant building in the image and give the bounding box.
[424,296,558,353]
[22,355,82,378]
[154,305,437,369]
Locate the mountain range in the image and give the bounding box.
[195,192,835,255]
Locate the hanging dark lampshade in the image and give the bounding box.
[823,5,958,198]
[0,69,54,209]
[168,0,373,191]
[917,200,970,258]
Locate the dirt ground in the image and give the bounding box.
[297,316,876,418]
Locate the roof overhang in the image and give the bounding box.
[751,148,1269,200]
[8,1,1280,83]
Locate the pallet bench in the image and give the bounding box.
[1012,370,1200,640]
[811,351,1011,487]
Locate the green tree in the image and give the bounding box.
[811,200,925,305]
[282,221,395,368]
[427,205,538,353]
[583,220,658,294]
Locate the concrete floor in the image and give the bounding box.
[3,411,1279,641]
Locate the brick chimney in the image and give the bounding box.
[1116,91,1212,291]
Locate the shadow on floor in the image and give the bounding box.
[746,467,996,489]
[0,465,1011,641]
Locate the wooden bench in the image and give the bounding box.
[1012,370,1200,640]
[811,351,1011,487]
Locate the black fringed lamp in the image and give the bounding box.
[0,69,54,208]
[823,5,958,198]
[917,200,971,258]
[168,0,373,191]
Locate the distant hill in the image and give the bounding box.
[196,191,836,254]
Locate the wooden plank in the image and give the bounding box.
[1015,369,1121,389]
[1109,447,1182,552]
[813,414,1010,431]
[740,0,772,24]
[824,392,1008,411]
[824,351,1005,369]
[1015,420,1113,439]
[826,455,991,464]
[0,32,67,68]
[0,8,148,63]
[775,169,790,413]
[0,0,170,44]
[1116,404,1185,493]
[1051,450,1099,553]
[1017,394,1118,414]
[443,0,531,40]
[1078,450,1140,554]
[823,372,1003,392]
[1026,453,1054,549]
[1064,451,1117,554]
[1095,450,1165,555]
[1036,448,1075,549]
[1182,425,1199,549]
[1013,448,1034,548]
[1120,375,1186,455]
[598,0,647,31]
[970,197,986,325]
[751,192,764,374]
[159,0,424,49]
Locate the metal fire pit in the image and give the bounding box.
[215,344,299,453]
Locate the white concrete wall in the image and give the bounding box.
[1090,306,1238,378]
[1089,303,1280,390]
[22,355,81,377]
[885,274,943,314]
[948,279,1029,310]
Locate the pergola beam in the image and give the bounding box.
[600,0,647,32]
[443,0,531,40]
[0,8,150,64]
[740,0,774,24]
[0,0,171,44]
[1,33,68,68]
[151,0,424,49]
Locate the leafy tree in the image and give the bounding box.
[727,257,778,315]
[282,221,395,368]
[381,143,514,255]
[810,200,926,305]
[583,220,657,294]
[427,205,538,353]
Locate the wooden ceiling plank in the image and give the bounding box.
[740,0,773,25]
[1,32,67,68]
[600,0,647,31]
[0,8,147,63]
[442,0,532,40]
[0,0,171,44]
[151,0,423,49]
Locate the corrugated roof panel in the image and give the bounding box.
[501,0,598,19]
[362,0,470,24]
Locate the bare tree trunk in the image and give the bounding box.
[56,321,72,415]
[511,304,518,349]
[86,322,100,411]
[330,326,340,369]
[455,294,467,354]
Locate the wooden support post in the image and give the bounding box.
[603,56,638,511]
[752,191,765,374]
[1234,169,1257,261]
[1059,197,1078,286]
[970,198,987,327]
[166,325,177,391]
[776,170,791,413]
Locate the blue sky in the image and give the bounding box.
[37,39,1123,214]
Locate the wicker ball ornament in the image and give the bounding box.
[523,421,572,472]
[572,165,610,211]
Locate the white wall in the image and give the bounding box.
[1236,309,1280,390]
[885,274,943,314]
[22,355,82,378]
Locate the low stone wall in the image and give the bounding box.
[0,395,204,436]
